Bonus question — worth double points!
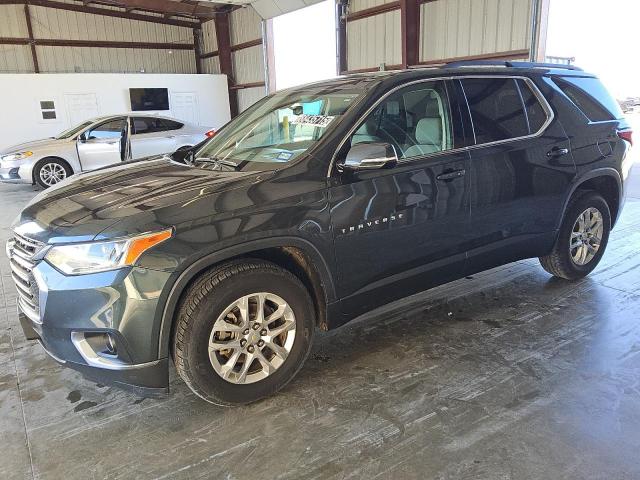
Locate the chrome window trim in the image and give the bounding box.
[327,74,554,177]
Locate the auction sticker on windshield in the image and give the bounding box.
[291,114,335,128]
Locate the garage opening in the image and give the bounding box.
[271,0,337,90]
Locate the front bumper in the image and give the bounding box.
[14,258,173,396]
[0,160,33,183]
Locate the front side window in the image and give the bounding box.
[56,120,93,139]
[349,80,454,160]
[194,84,364,167]
[85,119,125,140]
[462,78,529,144]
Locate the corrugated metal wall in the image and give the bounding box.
[420,0,532,62]
[0,2,196,74]
[201,20,220,74]
[346,0,401,71]
[345,0,533,72]
[230,7,266,112]
[0,5,32,72]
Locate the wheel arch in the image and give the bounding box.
[562,168,622,229]
[156,237,337,359]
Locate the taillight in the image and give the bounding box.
[205,129,216,138]
[618,129,633,146]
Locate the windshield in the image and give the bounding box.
[193,85,364,169]
[55,120,95,139]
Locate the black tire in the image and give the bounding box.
[539,190,611,280]
[34,158,72,189]
[173,259,315,405]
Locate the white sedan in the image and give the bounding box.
[0,114,214,188]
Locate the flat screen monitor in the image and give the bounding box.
[129,88,169,111]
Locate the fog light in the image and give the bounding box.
[105,334,117,356]
[71,331,129,369]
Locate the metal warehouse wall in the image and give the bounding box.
[347,0,401,72]
[199,7,266,113]
[0,2,196,74]
[0,4,32,72]
[420,0,531,63]
[230,7,266,112]
[345,0,533,72]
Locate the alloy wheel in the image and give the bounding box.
[39,163,67,186]
[570,207,604,266]
[208,292,296,384]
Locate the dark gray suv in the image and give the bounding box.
[8,61,633,405]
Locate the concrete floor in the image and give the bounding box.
[1,166,639,480]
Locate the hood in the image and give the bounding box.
[13,157,268,244]
[1,137,64,155]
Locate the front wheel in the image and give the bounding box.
[539,191,611,280]
[173,259,315,405]
[34,158,72,188]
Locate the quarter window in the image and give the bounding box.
[552,76,622,122]
[350,80,454,160]
[461,78,529,144]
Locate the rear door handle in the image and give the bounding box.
[547,147,569,157]
[436,169,466,181]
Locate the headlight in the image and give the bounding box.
[45,229,173,275]
[2,151,33,161]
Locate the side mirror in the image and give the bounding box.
[78,132,87,142]
[340,142,399,171]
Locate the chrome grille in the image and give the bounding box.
[7,233,44,323]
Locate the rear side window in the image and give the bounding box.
[461,78,529,144]
[553,76,623,122]
[159,119,183,131]
[517,79,547,133]
[132,117,182,134]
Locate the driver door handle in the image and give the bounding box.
[547,147,569,157]
[436,169,466,181]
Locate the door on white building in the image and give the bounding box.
[65,93,99,125]
[171,92,199,125]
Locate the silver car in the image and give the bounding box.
[0,114,214,188]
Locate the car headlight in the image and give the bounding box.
[45,229,173,275]
[2,151,33,161]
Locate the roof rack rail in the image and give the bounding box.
[443,60,583,71]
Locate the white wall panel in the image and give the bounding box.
[0,5,28,37]
[0,45,33,73]
[420,0,532,62]
[233,45,265,84]
[346,10,401,70]
[230,7,266,112]
[201,19,218,54]
[1,3,197,73]
[230,7,263,44]
[0,73,230,148]
[238,86,266,112]
[35,46,195,74]
[202,56,221,75]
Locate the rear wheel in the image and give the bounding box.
[34,158,72,188]
[539,191,611,280]
[173,259,315,405]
